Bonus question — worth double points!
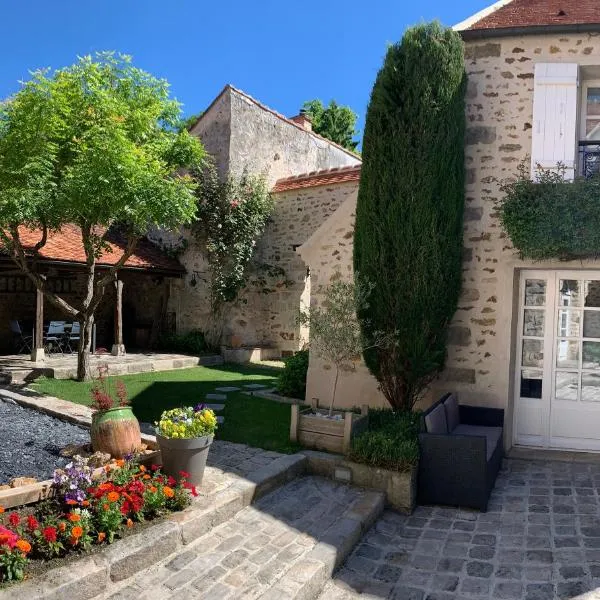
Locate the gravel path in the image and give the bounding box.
[0,398,90,484]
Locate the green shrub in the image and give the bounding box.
[353,22,466,411]
[500,166,600,260]
[349,410,421,472]
[277,350,309,399]
[156,330,209,355]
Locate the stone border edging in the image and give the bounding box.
[0,453,308,600]
[300,449,416,514]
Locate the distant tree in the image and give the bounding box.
[0,53,206,380]
[353,22,466,411]
[301,99,359,152]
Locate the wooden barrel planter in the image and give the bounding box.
[290,403,369,454]
[91,407,141,459]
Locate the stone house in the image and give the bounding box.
[159,85,361,357]
[298,0,600,453]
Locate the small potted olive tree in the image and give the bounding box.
[291,278,388,454]
[155,405,217,486]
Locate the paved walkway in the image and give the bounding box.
[322,459,600,600]
[100,476,382,600]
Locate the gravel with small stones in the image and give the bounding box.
[0,398,90,484]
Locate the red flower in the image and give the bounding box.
[43,526,57,543]
[183,482,198,497]
[126,480,144,495]
[150,464,161,472]
[167,476,176,487]
[8,513,19,527]
[26,515,39,531]
[179,471,190,479]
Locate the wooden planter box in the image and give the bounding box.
[290,403,369,454]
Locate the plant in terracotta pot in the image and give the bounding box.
[89,365,141,459]
[155,404,217,487]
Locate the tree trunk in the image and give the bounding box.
[329,366,340,417]
[77,314,95,381]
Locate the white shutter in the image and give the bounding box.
[531,63,579,181]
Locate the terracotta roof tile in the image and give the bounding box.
[192,85,362,162]
[272,165,361,193]
[461,0,600,32]
[14,225,184,274]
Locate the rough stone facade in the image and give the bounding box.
[170,86,361,350]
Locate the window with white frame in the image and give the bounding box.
[579,81,600,178]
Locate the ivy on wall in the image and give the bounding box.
[500,165,600,260]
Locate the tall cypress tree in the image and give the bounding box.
[353,22,466,411]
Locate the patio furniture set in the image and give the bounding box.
[10,319,81,354]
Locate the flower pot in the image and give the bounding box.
[91,407,141,459]
[156,433,213,487]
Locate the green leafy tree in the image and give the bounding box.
[302,99,359,152]
[299,278,387,415]
[353,22,466,411]
[0,53,206,380]
[178,112,204,132]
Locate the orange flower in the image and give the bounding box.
[71,526,83,539]
[0,506,4,514]
[163,486,175,499]
[97,532,106,543]
[16,539,31,554]
[115,459,125,468]
[107,492,120,503]
[82,500,90,508]
[138,465,146,472]
[126,519,133,528]
[69,536,78,546]
[149,486,158,494]
[142,474,151,480]
[104,465,111,473]
[68,513,81,523]
[58,522,67,533]
[66,499,78,506]
[102,503,109,511]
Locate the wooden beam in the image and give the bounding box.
[111,278,125,356]
[31,288,45,362]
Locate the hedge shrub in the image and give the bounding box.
[353,22,466,411]
[500,168,600,260]
[276,350,309,399]
[156,330,210,355]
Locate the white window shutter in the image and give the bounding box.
[531,63,579,181]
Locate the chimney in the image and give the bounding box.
[290,109,312,132]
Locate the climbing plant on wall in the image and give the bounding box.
[353,22,466,411]
[193,167,273,311]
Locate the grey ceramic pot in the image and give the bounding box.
[156,433,214,487]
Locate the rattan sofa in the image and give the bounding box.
[417,393,504,511]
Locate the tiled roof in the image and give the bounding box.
[272,165,361,193]
[192,85,362,162]
[458,0,600,32]
[14,224,184,274]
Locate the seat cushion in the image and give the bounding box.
[424,403,448,434]
[452,424,503,460]
[443,394,460,432]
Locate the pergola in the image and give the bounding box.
[0,225,185,361]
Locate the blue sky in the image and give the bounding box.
[0,0,489,137]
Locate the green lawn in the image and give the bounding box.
[31,363,301,454]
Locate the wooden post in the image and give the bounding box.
[111,279,125,356]
[31,288,45,362]
[342,411,353,454]
[290,404,299,443]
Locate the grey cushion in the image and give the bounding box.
[425,403,448,434]
[452,424,503,460]
[443,394,460,432]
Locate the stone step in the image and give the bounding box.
[205,393,227,401]
[97,476,384,600]
[203,403,225,412]
[216,416,225,424]
[214,386,241,393]
[244,383,268,390]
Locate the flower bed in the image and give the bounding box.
[0,456,197,585]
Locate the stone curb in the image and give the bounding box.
[0,453,307,600]
[257,488,385,600]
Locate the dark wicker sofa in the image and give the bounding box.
[417,393,504,511]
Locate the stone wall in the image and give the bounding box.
[442,33,600,428]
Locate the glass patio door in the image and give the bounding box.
[515,271,600,450]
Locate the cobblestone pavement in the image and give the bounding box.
[102,476,374,600]
[321,459,600,600]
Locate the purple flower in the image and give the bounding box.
[194,403,206,413]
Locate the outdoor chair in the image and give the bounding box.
[418,392,504,511]
[64,322,80,353]
[9,320,33,354]
[44,321,66,354]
